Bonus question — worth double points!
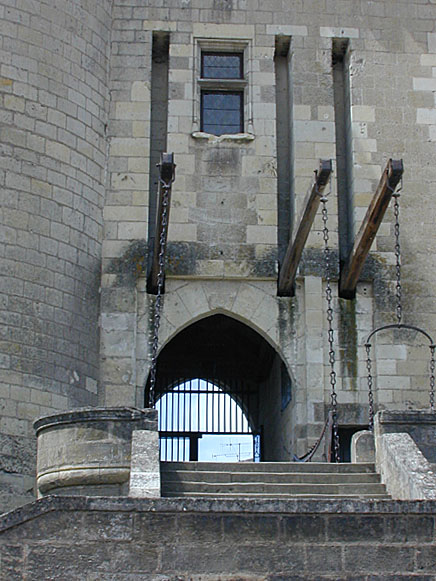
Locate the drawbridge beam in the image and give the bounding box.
[148,152,176,295]
[339,158,404,299]
[278,159,333,296]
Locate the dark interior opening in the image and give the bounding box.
[336,425,368,463]
[145,314,293,461]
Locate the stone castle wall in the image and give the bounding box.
[100,0,436,461]
[2,0,436,511]
[0,0,112,511]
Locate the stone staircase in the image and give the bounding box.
[161,461,390,499]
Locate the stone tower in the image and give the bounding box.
[0,0,112,510]
[2,0,436,515]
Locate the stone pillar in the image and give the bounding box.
[129,430,161,497]
[351,430,375,463]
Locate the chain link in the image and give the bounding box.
[148,181,171,408]
[430,344,436,413]
[392,189,402,325]
[393,183,436,413]
[320,190,340,462]
[365,343,375,430]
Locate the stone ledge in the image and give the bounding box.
[3,495,436,533]
[375,409,436,464]
[378,410,436,425]
[34,407,157,433]
[37,466,131,493]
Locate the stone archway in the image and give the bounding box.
[146,313,294,461]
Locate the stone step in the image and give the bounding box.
[162,481,388,496]
[162,491,391,499]
[161,469,381,484]
[160,461,390,499]
[161,461,377,474]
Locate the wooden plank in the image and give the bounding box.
[339,158,403,299]
[148,153,176,294]
[278,159,333,296]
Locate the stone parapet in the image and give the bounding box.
[374,410,436,500]
[376,432,436,500]
[375,410,436,463]
[34,408,157,497]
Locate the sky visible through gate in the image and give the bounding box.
[156,379,255,461]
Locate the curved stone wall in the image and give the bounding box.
[34,407,157,497]
[0,0,112,511]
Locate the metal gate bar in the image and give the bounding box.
[155,377,259,461]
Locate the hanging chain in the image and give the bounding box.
[392,184,402,325]
[148,181,171,408]
[365,177,436,417]
[365,343,375,430]
[430,344,436,413]
[393,181,436,413]
[320,182,340,462]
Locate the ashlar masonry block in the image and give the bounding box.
[129,430,160,498]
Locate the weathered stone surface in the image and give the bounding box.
[34,408,157,497]
[376,432,436,501]
[351,430,375,463]
[2,496,436,579]
[375,411,436,500]
[128,430,160,497]
[376,410,436,463]
[0,0,111,511]
[3,0,436,525]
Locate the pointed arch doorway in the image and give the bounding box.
[145,314,294,462]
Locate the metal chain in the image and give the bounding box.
[392,182,436,413]
[365,181,436,418]
[365,343,375,430]
[320,188,340,462]
[392,187,402,325]
[148,182,171,408]
[430,344,436,413]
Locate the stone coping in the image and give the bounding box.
[34,407,157,433]
[2,495,436,533]
[377,410,436,425]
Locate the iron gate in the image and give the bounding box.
[155,377,260,462]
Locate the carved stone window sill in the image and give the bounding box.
[191,131,255,143]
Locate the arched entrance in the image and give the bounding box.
[156,378,257,461]
[145,314,294,461]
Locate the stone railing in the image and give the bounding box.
[352,410,436,500]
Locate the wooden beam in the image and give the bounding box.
[148,153,176,294]
[339,158,403,299]
[278,159,333,296]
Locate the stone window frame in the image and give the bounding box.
[201,52,244,134]
[192,37,254,139]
